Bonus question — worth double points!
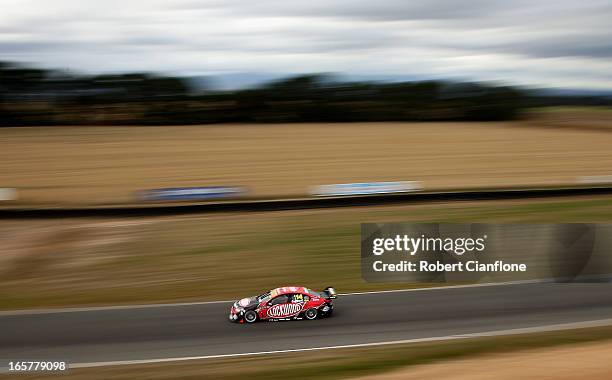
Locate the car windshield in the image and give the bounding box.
[257,292,271,302]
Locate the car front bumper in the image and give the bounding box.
[229,306,243,322]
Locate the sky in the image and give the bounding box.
[1,0,612,89]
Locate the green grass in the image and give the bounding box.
[1,197,612,310]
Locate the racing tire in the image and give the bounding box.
[244,310,258,323]
[304,308,318,320]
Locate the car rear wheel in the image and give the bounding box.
[305,308,317,320]
[244,310,258,323]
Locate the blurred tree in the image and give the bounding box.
[11,60,602,126]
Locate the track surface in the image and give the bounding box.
[1,283,612,365]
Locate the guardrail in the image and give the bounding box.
[1,185,611,219]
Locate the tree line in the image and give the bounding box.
[0,61,604,126]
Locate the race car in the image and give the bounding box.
[229,286,337,323]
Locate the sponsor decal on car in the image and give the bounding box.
[267,303,304,318]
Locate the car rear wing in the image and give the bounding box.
[322,287,337,299]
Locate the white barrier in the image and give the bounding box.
[0,188,17,201]
[578,175,612,184]
[311,181,422,197]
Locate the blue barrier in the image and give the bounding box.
[138,186,247,201]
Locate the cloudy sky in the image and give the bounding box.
[1,0,612,89]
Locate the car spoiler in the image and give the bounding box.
[322,287,337,299]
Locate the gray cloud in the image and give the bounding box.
[0,0,611,89]
[503,35,612,59]
[178,0,523,22]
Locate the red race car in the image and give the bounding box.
[229,286,337,323]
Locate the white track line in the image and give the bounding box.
[68,318,612,368]
[0,280,547,316]
[337,279,547,296]
[0,299,234,316]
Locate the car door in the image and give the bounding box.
[292,292,310,312]
[264,294,304,319]
[259,294,288,319]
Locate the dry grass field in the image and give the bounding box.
[0,118,611,205]
[527,106,612,132]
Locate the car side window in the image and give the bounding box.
[269,295,289,306]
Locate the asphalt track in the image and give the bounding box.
[1,282,612,366]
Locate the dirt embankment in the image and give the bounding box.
[355,340,612,380]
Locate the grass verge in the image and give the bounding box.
[1,196,612,310]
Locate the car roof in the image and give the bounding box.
[270,286,310,297]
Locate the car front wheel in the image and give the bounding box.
[244,310,258,323]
